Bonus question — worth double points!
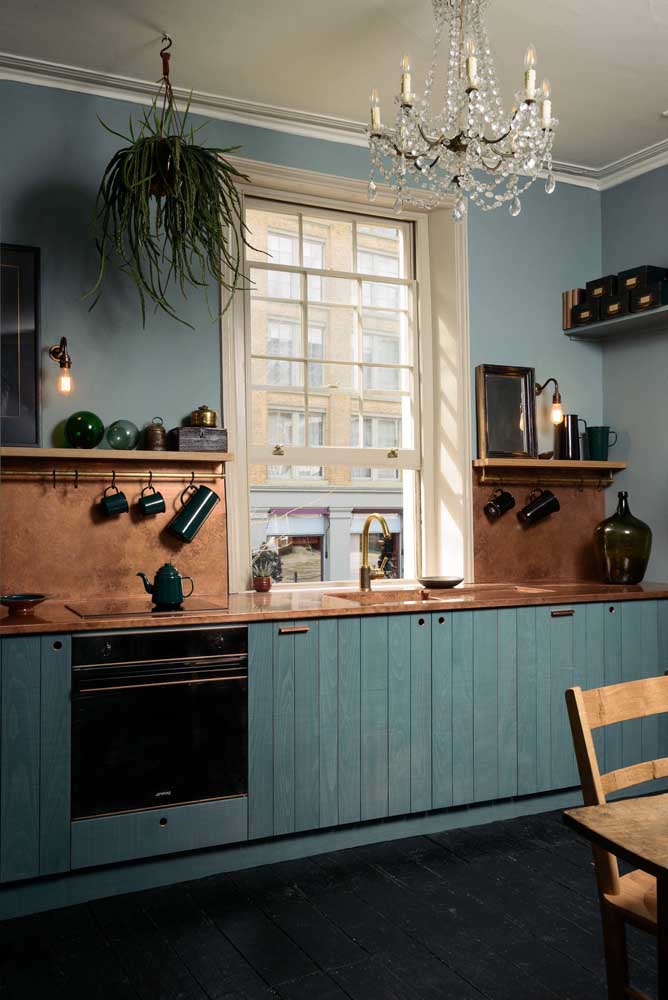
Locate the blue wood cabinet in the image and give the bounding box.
[0,634,71,883]
[1,599,667,890]
[248,600,668,838]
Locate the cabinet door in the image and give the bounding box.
[598,600,664,793]
[0,637,41,882]
[0,634,71,883]
[39,635,71,875]
[248,620,321,839]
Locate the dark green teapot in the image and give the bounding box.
[137,562,195,608]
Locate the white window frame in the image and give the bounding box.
[221,161,472,593]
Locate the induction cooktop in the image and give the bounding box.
[66,598,228,619]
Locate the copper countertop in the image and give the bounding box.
[1,582,668,637]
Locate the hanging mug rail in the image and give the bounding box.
[0,469,224,484]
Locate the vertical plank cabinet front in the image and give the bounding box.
[360,617,389,821]
[410,614,432,812]
[451,611,474,806]
[0,637,40,882]
[472,610,499,803]
[273,621,296,836]
[293,622,320,833]
[319,619,339,828]
[248,623,274,840]
[39,635,71,875]
[539,604,587,791]
[517,606,539,796]
[431,613,453,810]
[620,601,659,774]
[388,616,411,815]
[338,617,361,825]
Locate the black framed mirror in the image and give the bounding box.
[475,364,537,459]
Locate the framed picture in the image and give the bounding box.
[475,364,537,459]
[1,244,40,446]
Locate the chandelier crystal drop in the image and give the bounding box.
[367,0,558,220]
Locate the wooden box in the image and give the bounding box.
[571,300,600,326]
[600,292,630,320]
[586,275,618,299]
[169,427,229,451]
[618,265,668,292]
[629,282,668,313]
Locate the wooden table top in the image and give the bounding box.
[564,793,668,880]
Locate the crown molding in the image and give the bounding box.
[1,50,666,193]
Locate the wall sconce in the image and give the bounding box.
[535,377,563,425]
[48,337,73,394]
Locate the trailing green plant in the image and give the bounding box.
[86,39,251,328]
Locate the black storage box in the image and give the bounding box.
[618,265,668,292]
[571,300,600,326]
[629,282,668,313]
[586,275,618,299]
[600,293,630,320]
[169,426,229,451]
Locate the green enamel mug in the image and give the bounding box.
[587,426,618,462]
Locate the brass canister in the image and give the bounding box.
[191,404,218,427]
[144,416,167,450]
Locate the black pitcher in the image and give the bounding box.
[555,415,587,460]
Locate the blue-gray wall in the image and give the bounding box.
[468,181,603,452]
[2,80,603,452]
[600,166,668,578]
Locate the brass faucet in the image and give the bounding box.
[359,512,392,591]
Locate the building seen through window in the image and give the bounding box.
[246,200,418,583]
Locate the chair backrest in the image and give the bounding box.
[565,675,668,895]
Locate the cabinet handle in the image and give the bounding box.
[279,626,310,635]
[551,609,574,618]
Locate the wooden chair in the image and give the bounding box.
[566,676,668,1000]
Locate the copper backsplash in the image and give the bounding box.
[0,457,229,603]
[473,475,603,583]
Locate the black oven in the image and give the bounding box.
[71,626,248,820]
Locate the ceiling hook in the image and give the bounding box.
[189,471,196,490]
[111,470,117,492]
[148,470,153,489]
[160,33,172,79]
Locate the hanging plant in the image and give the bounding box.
[86,36,251,328]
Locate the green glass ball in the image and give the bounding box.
[106,419,140,450]
[65,411,105,449]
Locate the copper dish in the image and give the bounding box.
[0,594,48,616]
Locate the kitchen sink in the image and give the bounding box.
[325,588,475,606]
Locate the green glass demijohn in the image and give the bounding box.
[594,491,652,585]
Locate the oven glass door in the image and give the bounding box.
[71,660,248,819]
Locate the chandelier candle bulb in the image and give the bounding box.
[370,89,381,129]
[465,36,478,88]
[524,44,537,99]
[541,79,552,128]
[401,55,412,103]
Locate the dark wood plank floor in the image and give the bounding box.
[0,809,657,999]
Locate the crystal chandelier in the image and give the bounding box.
[367,0,558,220]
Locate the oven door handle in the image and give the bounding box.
[77,674,247,694]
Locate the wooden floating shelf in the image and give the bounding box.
[0,447,233,464]
[473,458,627,488]
[565,304,668,340]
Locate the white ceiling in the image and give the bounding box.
[2,0,668,171]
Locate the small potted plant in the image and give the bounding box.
[251,548,276,593]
